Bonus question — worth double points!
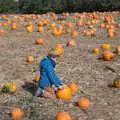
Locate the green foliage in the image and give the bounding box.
[0,0,120,14]
[0,0,19,13]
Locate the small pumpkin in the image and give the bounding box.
[1,82,16,93]
[67,40,76,47]
[92,48,100,54]
[114,79,120,88]
[55,112,72,120]
[56,86,72,99]
[0,29,4,34]
[11,108,24,119]
[68,82,78,94]
[77,97,91,108]
[103,51,114,61]
[26,56,34,63]
[26,25,33,32]
[56,44,63,49]
[35,39,44,45]
[34,73,40,82]
[37,26,44,32]
[115,46,120,54]
[101,44,111,50]
[71,30,79,37]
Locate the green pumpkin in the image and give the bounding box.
[1,82,16,93]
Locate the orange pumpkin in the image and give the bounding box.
[56,86,72,99]
[77,97,91,108]
[0,29,4,34]
[92,48,100,54]
[71,30,79,37]
[26,25,33,32]
[56,44,63,49]
[101,44,111,50]
[115,46,120,54]
[100,23,105,28]
[35,39,44,45]
[67,22,73,28]
[103,51,114,61]
[108,32,115,38]
[11,108,24,119]
[37,26,44,32]
[26,56,34,63]
[37,21,44,27]
[68,82,78,94]
[34,73,40,82]
[67,40,76,47]
[55,112,72,120]
[11,24,17,30]
[114,79,120,88]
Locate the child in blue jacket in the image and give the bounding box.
[35,48,65,98]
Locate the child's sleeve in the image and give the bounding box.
[44,62,62,87]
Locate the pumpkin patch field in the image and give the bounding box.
[0,12,120,120]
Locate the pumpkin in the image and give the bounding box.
[67,40,76,47]
[55,112,72,120]
[56,44,63,49]
[11,25,17,30]
[37,21,44,27]
[34,73,40,82]
[37,26,44,32]
[50,23,56,28]
[26,21,32,26]
[55,44,64,55]
[77,97,91,108]
[114,79,120,88]
[92,48,100,54]
[2,82,16,93]
[77,21,83,27]
[103,51,114,61]
[67,22,73,28]
[0,29,4,34]
[100,23,105,28]
[56,86,72,99]
[11,108,24,119]
[35,39,44,45]
[101,44,111,50]
[71,30,79,37]
[115,46,120,54]
[68,82,78,94]
[108,32,115,38]
[26,25,33,32]
[26,56,34,63]
[118,24,120,28]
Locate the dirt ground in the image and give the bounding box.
[0,12,120,120]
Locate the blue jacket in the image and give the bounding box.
[38,56,62,88]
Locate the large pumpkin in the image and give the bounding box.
[56,86,72,99]
[55,112,72,120]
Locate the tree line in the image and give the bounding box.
[0,0,120,14]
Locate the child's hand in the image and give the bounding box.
[58,85,65,90]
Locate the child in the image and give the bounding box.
[35,48,65,98]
